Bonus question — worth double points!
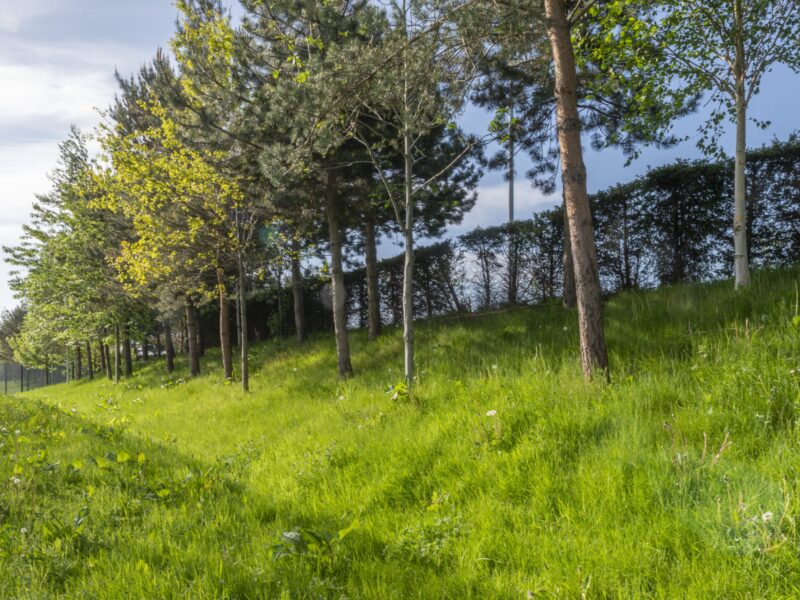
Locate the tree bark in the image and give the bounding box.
[325,169,353,377]
[19,365,23,392]
[186,302,201,377]
[507,103,518,305]
[545,0,609,379]
[238,250,249,393]
[86,341,94,381]
[364,218,382,340]
[99,339,107,377]
[562,194,576,308]
[75,345,82,381]
[291,237,307,343]
[164,322,175,373]
[217,268,233,380]
[104,342,112,380]
[123,336,133,377]
[114,325,121,383]
[402,130,415,385]
[733,0,750,289]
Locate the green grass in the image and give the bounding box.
[4,267,800,598]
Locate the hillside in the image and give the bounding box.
[3,267,800,598]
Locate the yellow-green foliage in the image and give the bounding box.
[4,267,800,597]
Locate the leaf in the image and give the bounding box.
[338,518,360,541]
[116,451,130,463]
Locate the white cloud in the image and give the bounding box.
[0,1,59,33]
[450,181,559,235]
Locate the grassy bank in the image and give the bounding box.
[3,267,800,598]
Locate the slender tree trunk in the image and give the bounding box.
[507,103,518,305]
[238,251,249,392]
[217,269,233,380]
[326,170,353,377]
[164,323,175,373]
[86,341,93,381]
[45,359,49,386]
[99,339,107,376]
[75,345,82,381]
[123,336,133,377]
[19,365,23,392]
[104,342,112,380]
[402,135,415,385]
[562,194,577,309]
[545,0,608,379]
[291,238,307,343]
[733,0,750,289]
[364,218,382,340]
[186,302,201,377]
[401,2,415,385]
[114,325,121,383]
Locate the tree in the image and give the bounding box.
[647,0,800,289]
[342,0,481,384]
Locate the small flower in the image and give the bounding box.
[19,527,27,534]
[491,364,498,370]
[486,410,497,417]
[14,430,21,436]
[10,477,21,485]
[562,326,568,332]
[762,511,774,524]
[71,407,77,413]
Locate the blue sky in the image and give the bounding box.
[1,0,798,312]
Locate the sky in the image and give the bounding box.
[1,0,799,312]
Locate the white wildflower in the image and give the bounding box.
[19,527,27,534]
[10,477,21,485]
[762,511,774,524]
[486,410,497,417]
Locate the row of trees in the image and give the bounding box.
[4,0,799,388]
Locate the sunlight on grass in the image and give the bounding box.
[2,267,800,597]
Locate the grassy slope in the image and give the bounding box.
[3,267,800,598]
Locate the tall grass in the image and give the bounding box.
[2,266,800,597]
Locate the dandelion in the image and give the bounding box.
[14,430,21,436]
[491,364,498,370]
[19,527,27,534]
[10,477,21,485]
[486,410,497,417]
[562,326,568,332]
[762,511,774,523]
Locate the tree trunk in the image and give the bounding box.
[562,194,577,309]
[238,251,249,392]
[123,336,133,377]
[75,345,82,381]
[99,339,107,377]
[217,269,233,380]
[733,0,750,289]
[186,302,201,377]
[545,0,608,380]
[326,169,353,377]
[114,325,122,383]
[19,365,23,392]
[291,237,307,343]
[402,133,415,385]
[86,341,94,381]
[507,103,518,305]
[164,322,175,373]
[104,342,112,380]
[44,359,49,386]
[364,218,382,340]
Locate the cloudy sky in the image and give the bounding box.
[1,1,798,312]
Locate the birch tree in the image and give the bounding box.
[645,0,800,289]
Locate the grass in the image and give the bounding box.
[3,266,800,598]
